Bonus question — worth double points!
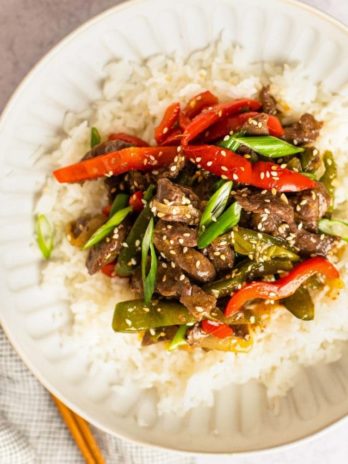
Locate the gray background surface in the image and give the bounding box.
[1,0,348,463]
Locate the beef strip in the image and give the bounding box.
[180,282,217,320]
[204,236,235,272]
[290,183,330,232]
[259,85,278,116]
[156,262,189,298]
[66,214,105,248]
[153,221,216,282]
[154,220,197,248]
[130,267,143,296]
[86,222,129,274]
[152,178,201,225]
[154,152,186,180]
[82,139,132,161]
[284,113,323,145]
[241,113,269,135]
[293,229,337,256]
[234,187,337,256]
[234,188,294,236]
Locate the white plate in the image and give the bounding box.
[1,0,348,455]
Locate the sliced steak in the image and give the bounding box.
[259,85,278,116]
[152,178,201,225]
[156,263,189,298]
[292,229,337,257]
[180,283,217,320]
[241,113,269,135]
[153,221,216,283]
[291,183,330,232]
[154,220,197,248]
[82,139,131,161]
[86,222,129,275]
[234,188,294,235]
[204,236,235,272]
[284,113,323,145]
[154,152,186,180]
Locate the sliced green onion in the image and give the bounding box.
[319,219,348,242]
[143,184,156,202]
[198,202,241,249]
[90,127,101,148]
[219,131,243,151]
[200,181,233,230]
[83,206,132,249]
[35,214,54,259]
[168,325,188,351]
[109,193,129,217]
[220,135,303,158]
[141,218,157,305]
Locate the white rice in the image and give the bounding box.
[36,41,348,415]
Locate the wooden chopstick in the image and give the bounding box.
[51,395,105,464]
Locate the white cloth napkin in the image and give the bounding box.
[1,1,348,463]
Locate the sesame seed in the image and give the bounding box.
[271,188,277,196]
[221,166,228,172]
[196,261,201,268]
[122,242,128,248]
[163,127,168,134]
[183,247,188,253]
[260,172,265,180]
[220,150,227,157]
[179,274,186,281]
[162,262,167,268]
[207,161,213,167]
[232,173,239,181]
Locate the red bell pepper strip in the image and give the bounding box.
[201,319,234,339]
[161,129,183,146]
[101,263,116,277]
[267,115,284,137]
[129,191,144,212]
[183,145,252,183]
[184,90,219,119]
[201,112,284,142]
[251,161,317,192]
[155,102,180,144]
[178,111,191,130]
[225,257,340,316]
[200,111,259,142]
[181,99,261,145]
[184,146,317,192]
[108,132,149,147]
[53,146,178,183]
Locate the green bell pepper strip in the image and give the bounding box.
[230,227,299,262]
[282,286,314,320]
[320,151,337,213]
[220,135,304,158]
[318,219,348,242]
[204,259,294,298]
[116,185,155,277]
[197,202,241,249]
[112,299,196,332]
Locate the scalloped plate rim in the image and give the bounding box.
[1,0,348,455]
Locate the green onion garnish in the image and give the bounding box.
[168,325,188,351]
[109,193,129,217]
[220,135,303,158]
[35,214,54,259]
[199,181,233,231]
[141,218,157,305]
[319,219,348,242]
[198,202,241,249]
[90,127,101,148]
[83,206,132,249]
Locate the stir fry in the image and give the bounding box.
[50,87,346,352]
